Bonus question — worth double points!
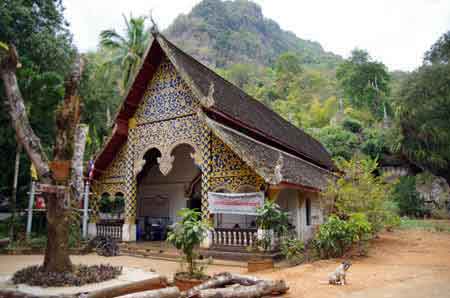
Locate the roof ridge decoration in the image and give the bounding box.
[272,153,284,185]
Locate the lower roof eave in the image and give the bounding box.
[269,181,321,193]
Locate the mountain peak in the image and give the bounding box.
[165,0,341,68]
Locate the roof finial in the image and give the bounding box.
[149,9,159,35]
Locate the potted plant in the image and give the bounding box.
[247,200,289,272]
[166,208,211,291]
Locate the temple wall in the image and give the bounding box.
[94,55,265,229]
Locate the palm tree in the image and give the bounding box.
[100,14,150,94]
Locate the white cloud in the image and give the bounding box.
[63,0,450,71]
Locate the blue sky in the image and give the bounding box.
[63,0,450,71]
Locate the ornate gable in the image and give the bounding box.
[134,56,200,124]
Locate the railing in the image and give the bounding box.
[96,219,124,241]
[211,228,257,248]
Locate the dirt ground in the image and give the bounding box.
[257,228,450,298]
[0,227,450,298]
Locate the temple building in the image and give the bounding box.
[89,32,336,249]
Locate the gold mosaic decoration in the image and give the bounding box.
[95,56,266,223]
[134,57,200,125]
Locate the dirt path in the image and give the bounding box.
[0,227,449,297]
[257,228,450,298]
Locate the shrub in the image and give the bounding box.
[167,208,210,278]
[314,213,373,258]
[322,156,394,233]
[347,213,372,255]
[280,238,305,265]
[314,215,354,258]
[342,117,363,133]
[391,176,428,217]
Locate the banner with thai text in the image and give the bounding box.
[207,192,264,215]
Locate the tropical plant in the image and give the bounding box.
[256,200,289,235]
[166,208,210,277]
[100,14,150,94]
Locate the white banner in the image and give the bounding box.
[208,192,264,215]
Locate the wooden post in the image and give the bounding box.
[9,142,21,240]
[82,180,90,239]
[26,181,35,239]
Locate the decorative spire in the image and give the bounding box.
[149,10,159,35]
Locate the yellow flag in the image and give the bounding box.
[30,163,38,181]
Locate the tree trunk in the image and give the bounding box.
[193,280,289,298]
[115,287,180,298]
[9,142,21,241]
[85,276,168,298]
[70,124,89,202]
[0,45,51,178]
[1,45,85,273]
[43,55,85,273]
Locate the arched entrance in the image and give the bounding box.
[136,144,201,241]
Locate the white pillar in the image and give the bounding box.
[122,223,136,242]
[201,230,212,248]
[82,180,90,239]
[26,181,35,239]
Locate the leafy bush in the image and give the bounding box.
[311,126,359,160]
[347,213,372,255]
[314,213,373,258]
[280,238,305,265]
[392,176,428,217]
[342,117,363,133]
[361,128,390,159]
[314,215,354,258]
[167,208,210,278]
[322,156,394,233]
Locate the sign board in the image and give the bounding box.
[208,192,264,215]
[35,183,67,194]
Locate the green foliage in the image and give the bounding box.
[342,117,362,133]
[337,49,390,118]
[314,213,372,258]
[309,126,359,160]
[100,14,150,94]
[347,213,372,255]
[166,209,210,277]
[394,31,450,183]
[0,0,75,206]
[256,200,289,235]
[322,156,394,232]
[360,128,390,159]
[165,0,342,68]
[391,176,428,217]
[314,215,354,258]
[280,238,305,265]
[399,218,450,232]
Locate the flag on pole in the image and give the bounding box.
[30,163,38,181]
[87,160,94,180]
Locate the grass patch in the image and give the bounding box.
[399,218,450,233]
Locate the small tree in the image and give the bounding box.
[255,200,289,252]
[322,156,394,232]
[166,208,210,278]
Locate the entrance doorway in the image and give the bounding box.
[136,144,201,241]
